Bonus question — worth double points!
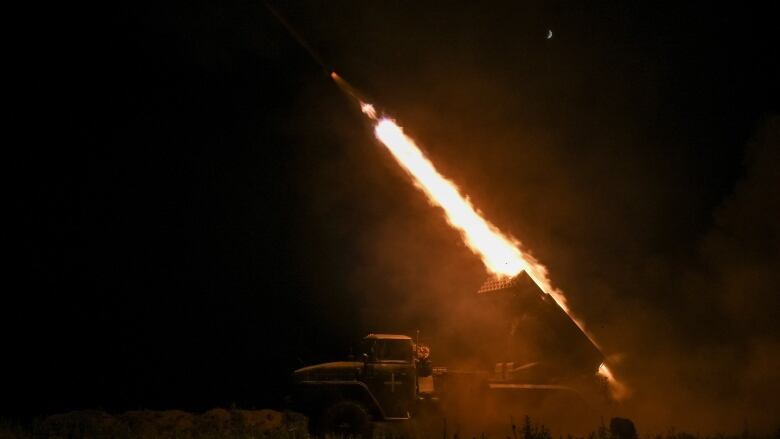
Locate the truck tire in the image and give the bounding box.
[317,400,373,438]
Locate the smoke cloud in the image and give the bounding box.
[13,0,777,425]
[281,1,779,433]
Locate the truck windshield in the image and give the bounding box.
[364,339,412,362]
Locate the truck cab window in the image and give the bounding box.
[375,340,412,362]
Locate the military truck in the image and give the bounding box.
[291,333,434,437]
[291,272,611,436]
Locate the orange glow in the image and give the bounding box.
[370,116,567,307]
[599,362,629,400]
[374,118,524,277]
[365,109,627,399]
[360,102,377,120]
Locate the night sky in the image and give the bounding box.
[7,0,779,431]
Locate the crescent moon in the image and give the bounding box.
[546,30,553,39]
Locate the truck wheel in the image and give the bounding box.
[317,400,373,438]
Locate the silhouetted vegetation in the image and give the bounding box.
[0,409,306,439]
[1,412,778,439]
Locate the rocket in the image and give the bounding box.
[265,3,371,115]
[264,2,332,77]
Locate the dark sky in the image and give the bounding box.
[7,0,779,431]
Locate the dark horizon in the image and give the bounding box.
[6,0,779,432]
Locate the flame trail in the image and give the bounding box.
[262,8,623,391]
[364,107,569,311]
[373,119,525,276]
[267,0,629,399]
[599,362,629,400]
[336,73,626,399]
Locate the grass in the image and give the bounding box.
[0,409,308,439]
[1,412,778,439]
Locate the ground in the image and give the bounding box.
[0,408,303,439]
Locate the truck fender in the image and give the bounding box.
[294,380,387,421]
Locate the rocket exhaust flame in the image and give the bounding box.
[372,118,525,277]
[599,363,629,400]
[334,73,627,400]
[361,104,568,310]
[263,7,628,397]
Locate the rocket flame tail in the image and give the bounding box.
[348,88,628,400]
[599,363,629,400]
[373,119,526,277]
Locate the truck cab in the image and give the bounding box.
[360,334,416,418]
[291,334,431,436]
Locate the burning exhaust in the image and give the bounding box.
[372,118,525,278]
[264,0,629,403]
[332,73,627,400]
